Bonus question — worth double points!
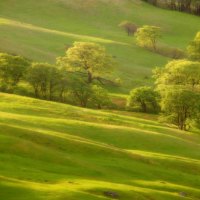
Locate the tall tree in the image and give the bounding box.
[160,86,200,130]
[154,59,200,130]
[57,42,115,84]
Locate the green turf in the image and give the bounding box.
[0,0,200,91]
[0,92,199,200]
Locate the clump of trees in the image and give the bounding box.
[126,32,200,131]
[0,42,116,109]
[119,21,138,36]
[143,0,200,16]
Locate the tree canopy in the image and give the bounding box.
[127,86,159,113]
[135,25,161,51]
[57,42,115,84]
[187,32,200,61]
[0,53,30,89]
[154,59,200,130]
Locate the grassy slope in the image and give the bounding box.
[0,0,200,91]
[0,92,200,200]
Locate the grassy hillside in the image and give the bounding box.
[0,92,200,200]
[0,0,200,91]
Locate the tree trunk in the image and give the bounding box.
[87,71,93,83]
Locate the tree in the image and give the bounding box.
[135,25,161,51]
[119,21,138,36]
[0,53,30,89]
[27,63,59,99]
[187,32,200,61]
[57,42,115,84]
[127,86,159,113]
[70,78,92,107]
[57,67,69,102]
[91,85,111,109]
[154,60,200,88]
[154,59,200,130]
[160,86,200,130]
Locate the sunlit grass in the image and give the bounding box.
[0,93,200,199]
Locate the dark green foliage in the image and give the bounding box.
[127,86,159,113]
[27,63,60,99]
[154,59,200,130]
[0,53,30,91]
[90,85,111,109]
[160,86,200,130]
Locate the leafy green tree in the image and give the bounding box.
[57,42,115,84]
[154,59,200,130]
[127,86,159,113]
[91,85,111,109]
[0,53,30,89]
[187,32,200,61]
[70,78,92,107]
[119,21,138,36]
[27,63,59,99]
[160,86,200,130]
[135,25,161,51]
[154,60,200,88]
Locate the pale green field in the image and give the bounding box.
[0,0,200,91]
[0,93,200,200]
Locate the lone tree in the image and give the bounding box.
[119,21,138,36]
[154,59,200,130]
[57,42,115,84]
[135,25,161,51]
[187,32,200,61]
[127,86,159,113]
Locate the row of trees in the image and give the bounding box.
[1,32,199,130]
[0,42,116,108]
[143,0,200,15]
[127,31,200,130]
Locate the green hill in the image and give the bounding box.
[0,0,200,91]
[0,1,200,199]
[0,93,200,200]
